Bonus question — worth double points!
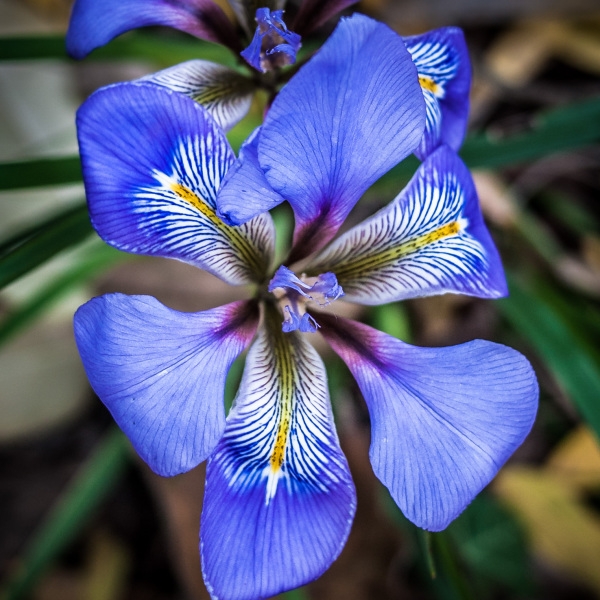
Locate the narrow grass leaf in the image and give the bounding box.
[280,588,310,600]
[0,33,238,68]
[460,97,600,168]
[0,243,126,346]
[378,97,600,191]
[421,531,437,579]
[447,494,533,593]
[0,427,130,600]
[0,156,82,191]
[2,98,600,191]
[0,203,93,289]
[499,274,600,439]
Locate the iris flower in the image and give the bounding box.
[73,14,538,600]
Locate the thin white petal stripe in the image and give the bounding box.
[212,311,345,504]
[124,132,272,284]
[406,39,460,142]
[407,40,460,98]
[139,60,254,131]
[423,89,443,137]
[310,167,491,303]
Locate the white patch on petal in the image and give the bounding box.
[139,60,254,131]
[123,131,274,284]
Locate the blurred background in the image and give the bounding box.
[1,0,600,598]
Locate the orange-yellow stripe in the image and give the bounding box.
[419,75,442,96]
[171,182,225,227]
[334,220,462,280]
[170,182,264,275]
[269,339,294,473]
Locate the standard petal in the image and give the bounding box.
[319,315,538,531]
[258,13,426,259]
[77,83,274,285]
[66,0,240,59]
[309,146,507,303]
[216,127,286,225]
[138,60,255,132]
[201,306,356,600]
[74,295,259,477]
[293,0,359,36]
[404,27,471,160]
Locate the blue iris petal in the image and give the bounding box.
[240,8,302,73]
[258,13,426,259]
[320,315,538,531]
[76,82,274,286]
[404,27,471,160]
[309,145,508,303]
[67,0,239,59]
[216,127,285,226]
[74,295,259,477]
[201,314,356,600]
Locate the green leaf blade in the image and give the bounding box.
[0,156,82,191]
[0,203,94,289]
[499,274,600,439]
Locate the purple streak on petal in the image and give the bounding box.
[292,0,359,36]
[74,295,259,477]
[320,315,538,531]
[404,27,471,159]
[216,127,285,225]
[201,314,356,599]
[259,14,426,261]
[240,8,301,73]
[67,0,241,59]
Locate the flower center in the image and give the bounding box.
[267,265,344,333]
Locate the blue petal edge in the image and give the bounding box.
[216,127,285,225]
[320,314,538,531]
[67,0,239,59]
[74,294,258,476]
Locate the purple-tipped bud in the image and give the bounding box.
[241,8,301,73]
